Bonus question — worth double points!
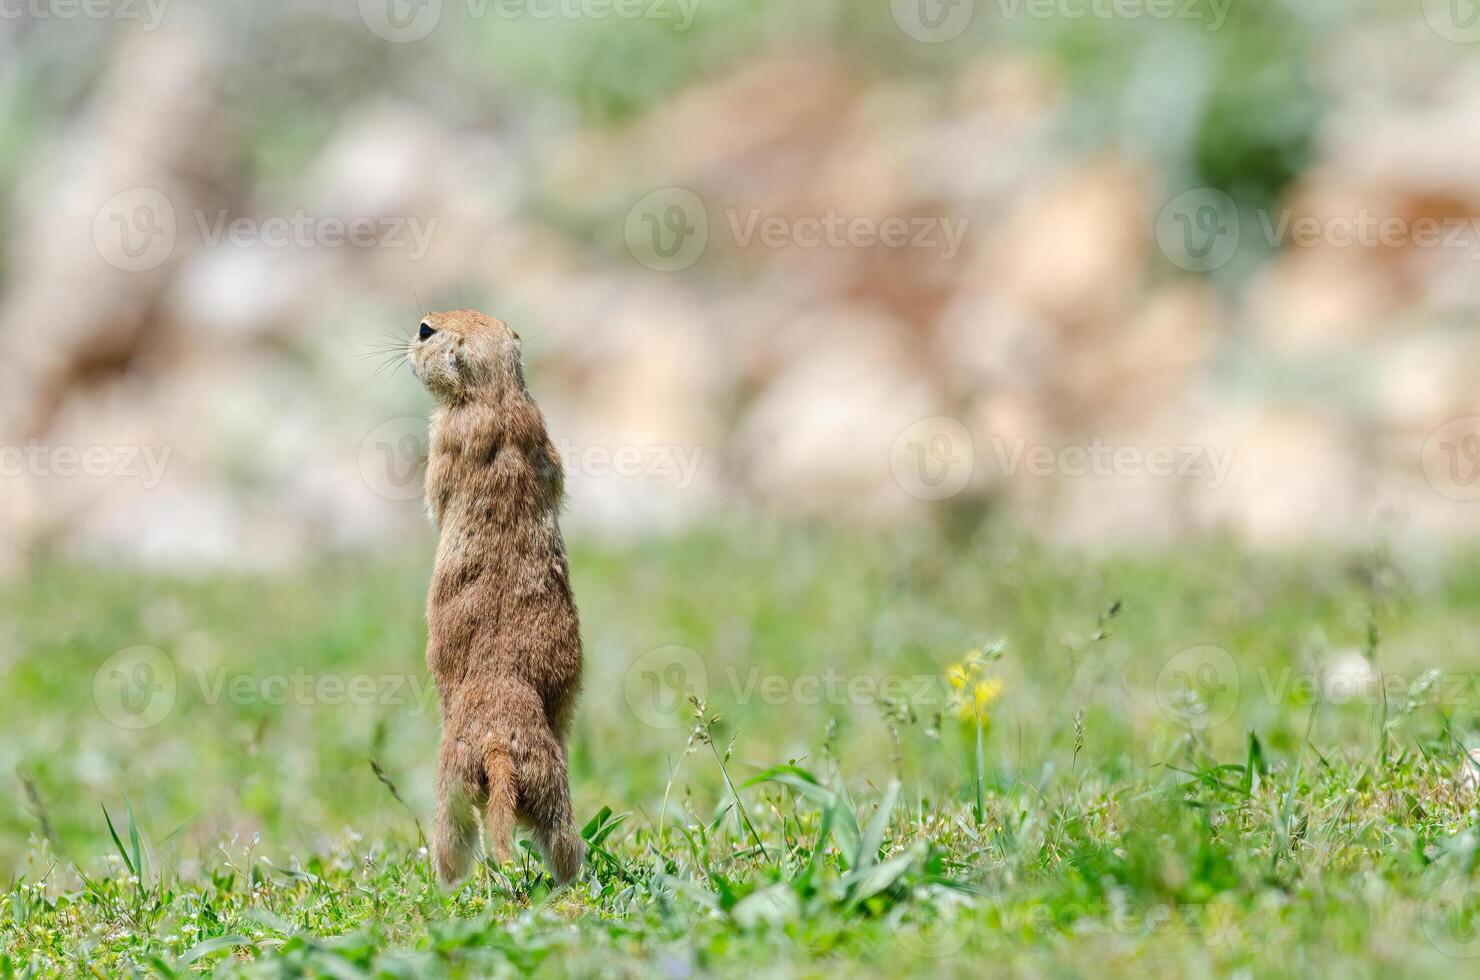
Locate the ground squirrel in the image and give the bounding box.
[408,310,585,885]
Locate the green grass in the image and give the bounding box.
[6,522,1480,976]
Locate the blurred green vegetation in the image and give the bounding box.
[8,524,1480,974]
[5,521,1479,869]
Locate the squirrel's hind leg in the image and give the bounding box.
[433,734,486,886]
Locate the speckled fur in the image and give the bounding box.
[408,310,584,886]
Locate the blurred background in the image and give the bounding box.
[2,0,1478,575]
[6,0,1480,878]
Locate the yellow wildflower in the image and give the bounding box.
[946,643,1005,723]
[958,677,1003,721]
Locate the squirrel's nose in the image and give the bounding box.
[419,322,436,341]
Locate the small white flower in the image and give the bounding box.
[1321,650,1379,704]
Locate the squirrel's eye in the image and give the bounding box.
[419,322,436,341]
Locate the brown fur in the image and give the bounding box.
[408,310,584,886]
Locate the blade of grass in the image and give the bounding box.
[101,804,136,878]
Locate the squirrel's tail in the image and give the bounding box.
[486,684,585,884]
[482,734,517,866]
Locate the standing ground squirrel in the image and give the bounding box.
[408,309,585,885]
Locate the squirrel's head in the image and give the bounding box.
[408,310,525,404]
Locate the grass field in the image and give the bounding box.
[6,522,1480,976]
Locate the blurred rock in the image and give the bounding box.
[988,159,1150,332]
[1190,408,1365,545]
[1,26,1479,571]
[733,311,936,522]
[0,27,231,570]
